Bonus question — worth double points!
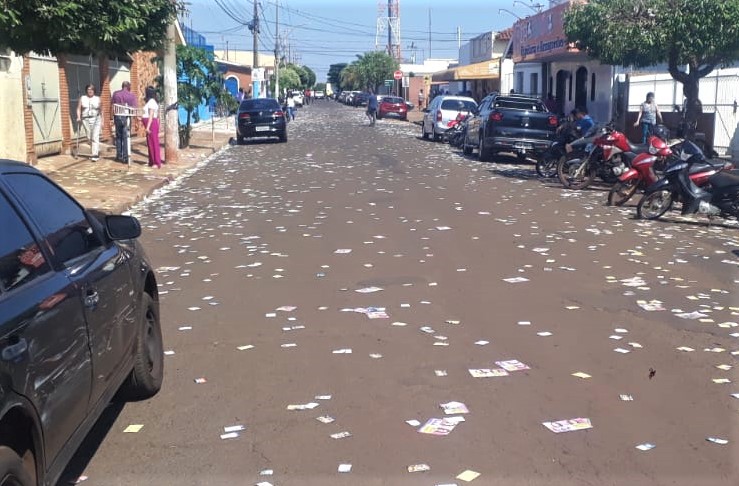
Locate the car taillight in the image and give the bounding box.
[273,111,284,118]
[548,115,558,127]
[436,111,442,122]
[489,111,503,122]
[239,113,250,120]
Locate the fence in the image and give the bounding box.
[629,69,739,155]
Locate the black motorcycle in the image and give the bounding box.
[637,140,738,221]
[535,120,580,178]
[444,113,469,147]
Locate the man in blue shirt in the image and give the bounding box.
[366,90,378,126]
[575,106,594,135]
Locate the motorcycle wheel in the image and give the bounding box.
[607,180,640,206]
[636,190,673,220]
[536,154,561,178]
[557,154,594,190]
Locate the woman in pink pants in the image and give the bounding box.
[142,86,162,168]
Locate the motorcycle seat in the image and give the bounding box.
[628,142,649,153]
[708,170,739,188]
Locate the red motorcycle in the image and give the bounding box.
[558,124,651,190]
[608,137,733,206]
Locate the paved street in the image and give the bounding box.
[63,101,738,486]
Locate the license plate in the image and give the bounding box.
[514,142,533,149]
[255,126,270,132]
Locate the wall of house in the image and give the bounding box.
[549,61,614,122]
[0,52,26,161]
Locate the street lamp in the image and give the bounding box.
[498,8,522,20]
[513,0,544,13]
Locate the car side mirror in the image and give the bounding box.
[105,215,141,240]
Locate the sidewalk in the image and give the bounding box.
[35,117,235,214]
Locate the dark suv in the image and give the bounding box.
[0,160,163,486]
[464,93,558,161]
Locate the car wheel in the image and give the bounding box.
[0,446,34,486]
[279,131,287,143]
[116,293,163,401]
[236,135,244,145]
[478,134,492,162]
[421,122,429,139]
[433,130,442,142]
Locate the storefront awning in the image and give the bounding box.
[431,59,501,83]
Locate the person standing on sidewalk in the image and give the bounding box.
[111,81,138,163]
[76,84,101,162]
[142,87,162,168]
[634,92,662,143]
[418,89,425,110]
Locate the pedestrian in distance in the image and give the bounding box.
[366,90,378,126]
[111,81,138,164]
[418,89,425,110]
[634,92,662,144]
[287,95,296,121]
[142,86,162,168]
[236,87,245,102]
[76,84,101,162]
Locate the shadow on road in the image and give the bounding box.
[55,402,125,486]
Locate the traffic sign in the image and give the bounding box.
[384,80,393,86]
[393,70,403,80]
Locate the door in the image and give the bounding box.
[556,70,568,114]
[575,66,588,111]
[29,55,63,156]
[3,173,137,409]
[467,97,489,144]
[0,189,91,464]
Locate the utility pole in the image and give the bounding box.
[251,0,260,98]
[163,20,178,163]
[274,0,279,100]
[428,8,431,59]
[387,0,392,57]
[457,26,461,49]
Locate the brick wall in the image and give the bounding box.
[98,56,112,140]
[131,51,160,137]
[57,54,72,153]
[21,56,36,164]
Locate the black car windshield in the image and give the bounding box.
[440,99,477,111]
[493,98,547,112]
[382,97,405,104]
[240,99,280,110]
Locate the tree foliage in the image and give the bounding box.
[0,0,182,55]
[327,62,347,91]
[565,0,739,133]
[175,45,228,146]
[273,64,304,95]
[339,52,398,92]
[295,65,316,88]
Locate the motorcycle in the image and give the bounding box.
[444,112,468,147]
[557,124,651,190]
[636,140,737,220]
[608,135,733,206]
[536,120,580,178]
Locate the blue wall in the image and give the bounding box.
[178,25,218,125]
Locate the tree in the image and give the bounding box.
[339,51,398,93]
[0,0,181,55]
[327,62,347,91]
[271,65,302,95]
[174,45,228,147]
[565,0,739,137]
[314,82,327,92]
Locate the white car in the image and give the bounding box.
[314,90,325,99]
[421,95,478,141]
[292,93,304,107]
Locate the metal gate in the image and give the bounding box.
[29,54,62,156]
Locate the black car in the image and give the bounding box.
[236,98,287,143]
[464,93,558,161]
[0,160,163,486]
[353,92,369,107]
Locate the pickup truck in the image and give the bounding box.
[464,93,558,162]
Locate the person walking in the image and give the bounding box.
[286,94,296,121]
[418,89,425,110]
[142,86,162,168]
[111,81,138,163]
[634,92,662,143]
[366,90,378,126]
[76,84,101,162]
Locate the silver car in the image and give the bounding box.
[421,95,477,141]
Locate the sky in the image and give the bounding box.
[186,0,547,81]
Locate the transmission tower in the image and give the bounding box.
[376,0,401,61]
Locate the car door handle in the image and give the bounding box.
[2,338,28,361]
[84,289,100,308]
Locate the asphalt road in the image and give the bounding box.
[62,101,739,486]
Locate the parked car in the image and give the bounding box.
[378,96,408,120]
[354,92,369,107]
[421,95,478,141]
[236,98,287,143]
[291,92,304,107]
[464,93,558,161]
[314,90,325,99]
[0,160,163,486]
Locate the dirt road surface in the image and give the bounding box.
[60,101,739,486]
